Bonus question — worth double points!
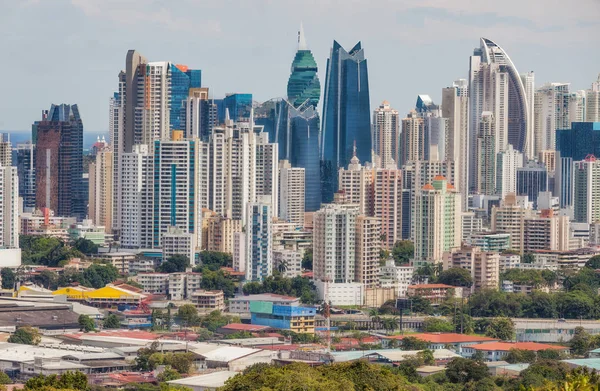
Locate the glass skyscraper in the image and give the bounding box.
[220,93,253,123]
[321,41,372,203]
[170,64,201,131]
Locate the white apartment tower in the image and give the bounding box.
[89,149,113,233]
[0,165,18,249]
[355,215,381,288]
[313,203,359,283]
[373,101,400,168]
[533,83,579,155]
[338,154,373,215]
[245,197,273,281]
[400,110,425,167]
[278,160,305,227]
[120,145,151,248]
[496,144,523,200]
[586,75,600,122]
[442,80,469,211]
[135,62,172,145]
[573,156,600,224]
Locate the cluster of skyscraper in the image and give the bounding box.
[4,31,600,301]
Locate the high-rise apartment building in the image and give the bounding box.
[586,75,600,122]
[14,142,35,211]
[413,176,461,268]
[469,38,529,162]
[34,104,85,220]
[476,112,496,195]
[523,209,570,252]
[491,193,534,253]
[443,245,500,292]
[313,203,359,283]
[0,165,19,249]
[520,71,535,158]
[206,215,242,254]
[338,154,373,215]
[88,148,113,233]
[533,83,579,155]
[245,197,273,281]
[355,215,381,288]
[400,110,425,167]
[0,134,11,167]
[321,41,371,203]
[278,160,305,227]
[442,80,469,210]
[373,169,402,250]
[573,156,600,224]
[119,145,151,248]
[373,101,400,168]
[183,88,217,141]
[496,144,523,200]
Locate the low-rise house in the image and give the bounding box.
[384,333,498,355]
[191,290,225,312]
[406,284,462,304]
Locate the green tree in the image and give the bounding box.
[134,342,159,371]
[25,371,89,391]
[200,310,239,332]
[556,291,595,319]
[522,253,535,264]
[517,359,570,389]
[0,372,11,384]
[78,314,96,332]
[570,326,594,356]
[72,237,98,255]
[422,317,454,332]
[392,240,414,265]
[410,295,432,315]
[437,267,473,288]
[196,328,215,342]
[199,268,236,298]
[177,304,200,326]
[585,255,600,269]
[157,254,190,273]
[468,289,522,318]
[103,314,121,329]
[400,336,428,351]
[521,290,558,318]
[484,317,515,341]
[449,311,474,334]
[505,348,537,364]
[82,263,120,288]
[445,357,489,383]
[301,248,313,270]
[196,251,232,271]
[157,367,181,382]
[8,326,41,345]
[1,268,15,290]
[33,269,58,289]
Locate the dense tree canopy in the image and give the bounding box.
[196,251,232,271]
[157,254,190,273]
[392,240,414,265]
[1,268,15,289]
[72,238,98,255]
[20,235,81,266]
[422,317,454,332]
[437,268,473,288]
[198,268,237,297]
[8,326,41,345]
[103,314,121,329]
[242,275,319,304]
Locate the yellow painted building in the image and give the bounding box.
[52,285,146,307]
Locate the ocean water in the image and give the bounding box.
[3,130,109,151]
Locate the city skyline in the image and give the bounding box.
[1,1,599,133]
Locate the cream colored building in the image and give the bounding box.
[413,176,461,268]
[278,160,305,228]
[338,155,373,215]
[206,215,242,254]
[191,290,225,312]
[355,215,381,288]
[491,193,535,253]
[523,210,570,253]
[372,101,400,169]
[88,149,113,234]
[443,245,500,292]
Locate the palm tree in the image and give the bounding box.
[369,309,381,330]
[277,260,288,275]
[382,318,398,334]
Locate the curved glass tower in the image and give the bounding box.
[321,41,372,203]
[287,25,320,109]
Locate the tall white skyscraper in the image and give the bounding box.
[0,165,19,249]
[372,101,400,168]
[355,215,381,288]
[573,156,600,224]
[136,62,172,145]
[520,71,535,159]
[534,83,579,155]
[496,144,523,200]
[119,145,151,249]
[586,75,600,122]
[278,160,305,227]
[442,80,469,211]
[245,197,273,281]
[400,110,425,167]
[110,71,125,234]
[469,38,529,189]
[313,203,359,283]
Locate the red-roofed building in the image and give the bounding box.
[463,342,570,361]
[407,284,462,304]
[331,336,381,351]
[385,333,499,355]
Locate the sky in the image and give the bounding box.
[0,0,599,135]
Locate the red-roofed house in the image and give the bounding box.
[385,333,499,355]
[407,284,462,304]
[463,341,570,361]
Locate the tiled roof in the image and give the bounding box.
[470,342,569,352]
[386,333,497,344]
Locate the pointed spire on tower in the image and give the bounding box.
[298,22,308,50]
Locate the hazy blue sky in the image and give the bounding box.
[1,0,598,135]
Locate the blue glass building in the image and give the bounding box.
[220,93,253,123]
[556,122,600,207]
[321,41,371,203]
[255,98,290,157]
[170,64,201,132]
[516,161,548,208]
